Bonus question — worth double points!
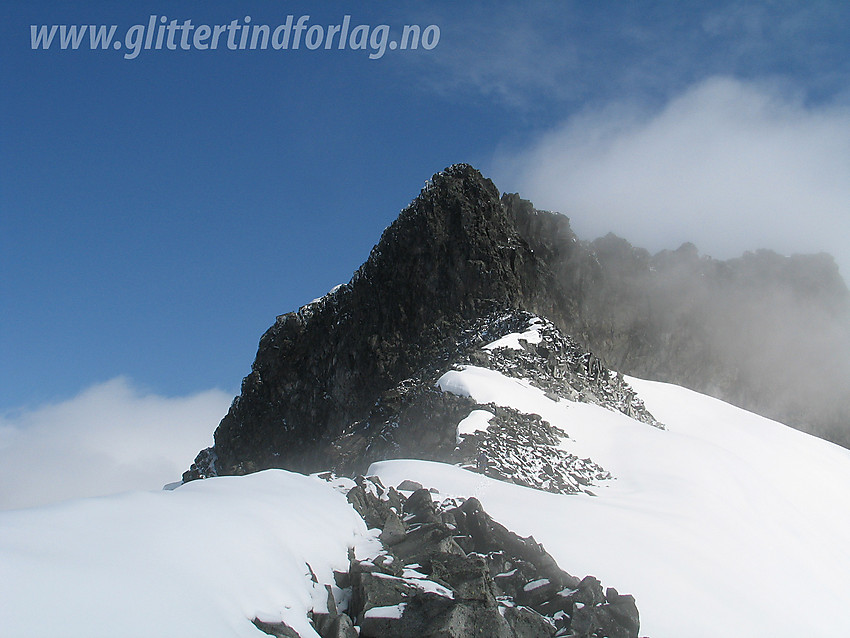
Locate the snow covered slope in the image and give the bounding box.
[1,371,848,637]
[372,372,850,638]
[0,471,376,638]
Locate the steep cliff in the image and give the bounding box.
[185,164,850,482]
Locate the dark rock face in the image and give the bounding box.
[252,618,302,638]
[305,475,639,638]
[186,165,561,480]
[185,163,850,483]
[187,306,654,492]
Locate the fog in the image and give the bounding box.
[492,76,850,445]
[496,76,850,278]
[0,378,231,510]
[642,247,850,445]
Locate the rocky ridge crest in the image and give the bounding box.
[185,162,850,488]
[252,474,640,638]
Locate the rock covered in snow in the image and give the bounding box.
[322,310,653,494]
[277,474,641,638]
[458,312,660,428]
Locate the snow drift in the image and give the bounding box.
[0,471,374,638]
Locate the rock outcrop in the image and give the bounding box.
[188,307,656,493]
[186,165,559,480]
[252,475,640,638]
[325,310,657,493]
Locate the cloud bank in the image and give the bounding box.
[496,77,850,277]
[0,379,231,510]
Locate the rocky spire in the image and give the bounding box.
[185,165,561,479]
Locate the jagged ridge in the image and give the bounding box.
[258,473,641,638]
[185,162,850,484]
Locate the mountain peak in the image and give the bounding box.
[185,166,559,480]
[184,164,850,483]
[356,162,541,313]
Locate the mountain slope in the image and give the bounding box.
[371,375,850,638]
[4,377,849,637]
[185,165,570,480]
[186,164,849,483]
[0,471,371,638]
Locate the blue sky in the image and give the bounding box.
[2,0,850,418]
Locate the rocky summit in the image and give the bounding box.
[185,163,850,487]
[185,164,562,481]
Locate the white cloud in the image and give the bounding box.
[495,77,850,277]
[0,378,231,510]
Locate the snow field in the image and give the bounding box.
[2,364,849,637]
[0,471,376,638]
[384,366,850,637]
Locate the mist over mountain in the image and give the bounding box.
[504,194,850,447]
[185,164,850,483]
